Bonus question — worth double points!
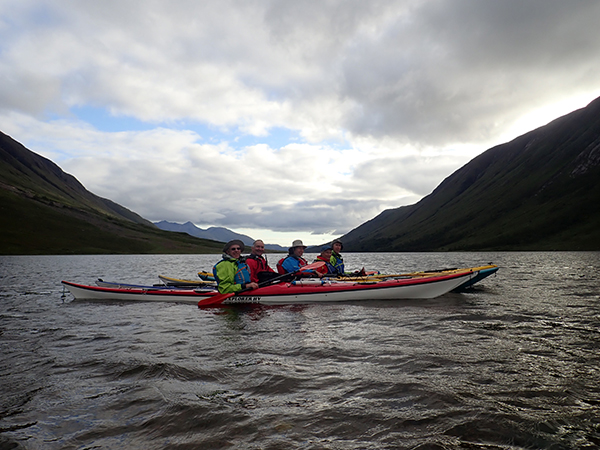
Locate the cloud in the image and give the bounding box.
[2,112,469,237]
[339,1,600,145]
[4,1,600,139]
[2,0,600,244]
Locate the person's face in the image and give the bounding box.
[252,242,265,256]
[321,249,332,259]
[227,245,242,258]
[293,246,304,257]
[332,243,342,253]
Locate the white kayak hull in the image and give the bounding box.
[62,270,476,306]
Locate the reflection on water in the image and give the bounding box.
[1,252,600,449]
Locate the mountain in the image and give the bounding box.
[154,220,288,252]
[340,96,600,251]
[155,221,255,245]
[0,131,224,254]
[4,93,599,255]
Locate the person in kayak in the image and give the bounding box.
[330,239,345,274]
[213,240,258,294]
[277,239,323,277]
[246,239,278,283]
[314,245,337,275]
[327,239,367,277]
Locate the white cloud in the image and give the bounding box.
[2,0,600,245]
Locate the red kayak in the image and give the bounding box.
[62,269,476,306]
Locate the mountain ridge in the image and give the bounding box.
[0,131,224,254]
[338,96,600,251]
[154,220,287,252]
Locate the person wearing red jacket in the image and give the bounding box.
[245,239,278,283]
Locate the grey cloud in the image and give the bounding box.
[339,1,600,144]
[351,155,467,197]
[3,0,600,242]
[4,0,600,144]
[200,198,388,235]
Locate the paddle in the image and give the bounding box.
[197,261,326,308]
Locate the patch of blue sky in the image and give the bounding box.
[68,106,157,133]
[225,127,352,152]
[67,105,350,151]
[11,2,69,32]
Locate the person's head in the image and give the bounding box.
[320,245,333,259]
[223,240,245,258]
[251,239,265,256]
[332,239,343,254]
[289,239,307,257]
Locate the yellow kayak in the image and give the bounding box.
[158,275,216,286]
[197,271,216,281]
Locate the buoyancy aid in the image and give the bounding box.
[315,255,337,274]
[330,251,345,274]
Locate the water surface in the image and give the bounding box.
[1,252,599,449]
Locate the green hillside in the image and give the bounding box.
[341,96,600,251]
[0,132,224,255]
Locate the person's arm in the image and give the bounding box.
[281,256,300,274]
[246,258,259,283]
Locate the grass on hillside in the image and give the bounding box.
[0,189,224,255]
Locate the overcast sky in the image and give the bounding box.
[2,0,600,246]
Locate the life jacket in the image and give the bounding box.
[246,253,271,272]
[276,257,285,274]
[330,252,345,274]
[234,259,252,284]
[315,255,336,275]
[212,256,252,293]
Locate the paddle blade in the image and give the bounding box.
[299,260,326,272]
[198,292,235,308]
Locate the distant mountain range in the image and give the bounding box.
[338,96,600,251]
[2,95,599,254]
[154,221,287,252]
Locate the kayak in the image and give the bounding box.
[95,265,496,294]
[336,264,498,291]
[95,278,212,290]
[96,279,174,289]
[61,270,477,306]
[197,271,215,281]
[335,264,496,280]
[157,275,216,287]
[450,265,498,290]
[62,281,217,304]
